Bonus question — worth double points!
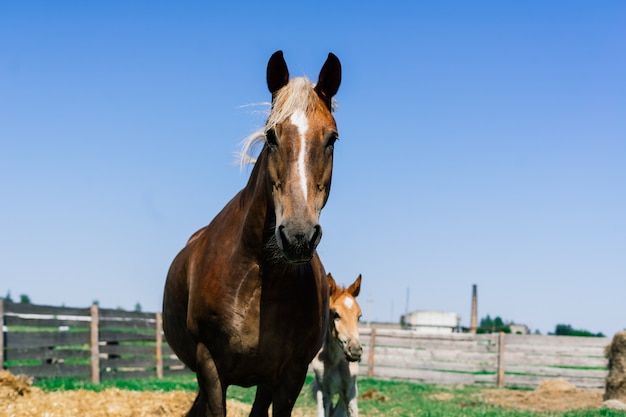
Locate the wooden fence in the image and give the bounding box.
[0,300,186,382]
[0,301,611,389]
[359,328,610,389]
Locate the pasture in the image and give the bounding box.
[1,371,621,417]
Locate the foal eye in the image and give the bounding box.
[266,129,278,148]
[332,311,340,321]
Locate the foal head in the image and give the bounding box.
[264,51,341,263]
[328,273,363,362]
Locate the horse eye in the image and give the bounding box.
[326,132,338,149]
[266,129,278,148]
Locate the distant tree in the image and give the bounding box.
[19,294,31,304]
[134,302,142,312]
[4,290,13,302]
[92,300,99,306]
[477,314,511,334]
[550,323,605,337]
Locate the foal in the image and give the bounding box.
[312,273,363,417]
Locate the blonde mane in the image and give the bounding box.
[238,77,335,168]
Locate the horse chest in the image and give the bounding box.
[203,273,325,362]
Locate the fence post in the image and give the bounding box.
[0,299,4,370]
[367,327,376,378]
[90,304,100,384]
[156,312,163,379]
[496,331,505,388]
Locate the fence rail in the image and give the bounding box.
[0,300,611,389]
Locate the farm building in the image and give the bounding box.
[401,310,461,334]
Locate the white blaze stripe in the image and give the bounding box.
[344,297,354,309]
[290,110,309,200]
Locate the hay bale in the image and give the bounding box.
[0,370,35,399]
[605,331,626,401]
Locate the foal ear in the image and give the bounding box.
[267,50,290,95]
[348,274,361,298]
[327,273,337,297]
[315,52,341,109]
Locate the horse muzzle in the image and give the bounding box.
[276,223,322,263]
[344,342,363,362]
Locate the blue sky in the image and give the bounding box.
[1,1,624,336]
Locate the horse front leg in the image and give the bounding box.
[249,384,272,417]
[189,343,226,417]
[264,369,308,417]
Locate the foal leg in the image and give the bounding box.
[343,377,359,417]
[189,343,226,417]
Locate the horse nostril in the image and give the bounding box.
[278,225,289,249]
[309,224,322,249]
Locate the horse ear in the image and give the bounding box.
[267,50,290,95]
[348,274,361,298]
[327,273,337,297]
[315,52,341,109]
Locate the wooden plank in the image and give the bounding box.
[475,373,498,385]
[370,345,497,365]
[101,357,156,368]
[5,331,90,348]
[99,308,156,321]
[99,317,157,331]
[373,366,477,385]
[503,364,608,379]
[163,367,193,377]
[372,356,492,373]
[370,329,491,342]
[504,333,611,348]
[101,369,157,380]
[3,302,90,317]
[5,315,92,328]
[504,343,606,357]
[163,358,187,368]
[503,351,608,368]
[99,344,155,356]
[373,336,498,352]
[99,330,155,343]
[7,363,91,378]
[4,346,90,362]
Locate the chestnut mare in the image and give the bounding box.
[163,51,341,417]
[312,273,363,417]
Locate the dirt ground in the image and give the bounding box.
[0,370,614,416]
[483,379,605,412]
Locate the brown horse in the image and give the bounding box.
[311,273,363,417]
[162,50,341,417]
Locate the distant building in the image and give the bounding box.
[401,310,461,334]
[509,324,530,335]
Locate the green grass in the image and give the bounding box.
[33,376,621,417]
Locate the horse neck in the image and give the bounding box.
[237,147,274,251]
